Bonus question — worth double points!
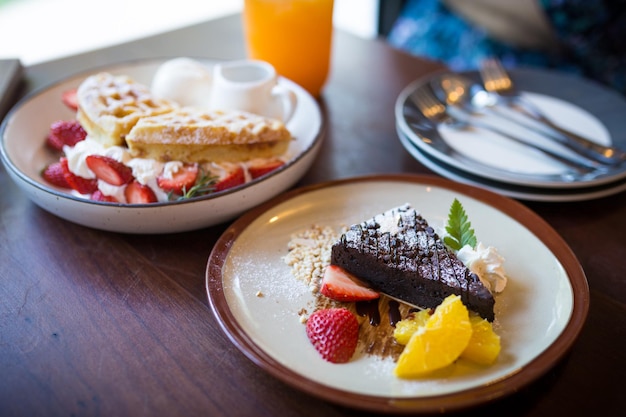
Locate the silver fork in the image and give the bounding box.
[410,84,599,175]
[480,57,626,165]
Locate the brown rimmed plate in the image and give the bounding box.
[205,174,589,413]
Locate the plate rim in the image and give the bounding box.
[205,174,590,413]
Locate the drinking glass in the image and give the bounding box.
[242,0,335,97]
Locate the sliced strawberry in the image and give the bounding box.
[59,157,98,194]
[41,160,71,188]
[248,159,285,179]
[306,308,359,363]
[157,164,199,195]
[213,165,245,192]
[320,265,380,302]
[124,181,157,204]
[85,155,134,186]
[91,190,118,203]
[62,89,79,111]
[46,120,87,151]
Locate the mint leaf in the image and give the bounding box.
[443,199,477,251]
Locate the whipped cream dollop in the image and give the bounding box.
[457,242,508,293]
[63,136,172,202]
[61,136,272,204]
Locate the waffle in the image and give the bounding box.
[125,108,293,163]
[76,72,176,147]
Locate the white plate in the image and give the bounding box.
[397,127,626,202]
[0,59,324,233]
[206,175,589,413]
[396,68,626,189]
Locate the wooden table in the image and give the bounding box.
[2,14,624,417]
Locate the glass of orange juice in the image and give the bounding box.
[242,0,335,97]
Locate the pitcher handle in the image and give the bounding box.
[272,84,298,123]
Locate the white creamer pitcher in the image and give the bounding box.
[209,60,297,122]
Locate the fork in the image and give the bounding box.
[479,57,626,165]
[410,84,599,175]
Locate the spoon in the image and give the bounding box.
[429,73,626,166]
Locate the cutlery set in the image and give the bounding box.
[410,82,597,178]
[395,60,626,201]
[414,58,626,172]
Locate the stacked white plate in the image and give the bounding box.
[395,67,626,202]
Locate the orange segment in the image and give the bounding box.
[461,314,501,365]
[393,309,431,345]
[394,295,472,378]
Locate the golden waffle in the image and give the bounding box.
[126,108,293,163]
[76,72,176,147]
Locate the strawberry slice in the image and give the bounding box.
[124,181,157,204]
[61,89,79,111]
[306,308,359,363]
[213,165,245,192]
[85,155,134,186]
[320,265,380,302]
[91,190,118,203]
[41,160,71,188]
[157,164,199,194]
[59,157,98,194]
[248,159,285,179]
[46,120,87,151]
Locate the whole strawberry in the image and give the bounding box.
[46,120,87,151]
[41,161,70,189]
[306,308,359,364]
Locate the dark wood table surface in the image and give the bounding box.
[2,14,624,417]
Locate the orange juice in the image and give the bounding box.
[243,0,334,97]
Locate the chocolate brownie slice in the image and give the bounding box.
[330,204,495,321]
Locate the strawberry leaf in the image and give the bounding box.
[443,199,477,251]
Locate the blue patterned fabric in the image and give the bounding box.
[387,0,626,94]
